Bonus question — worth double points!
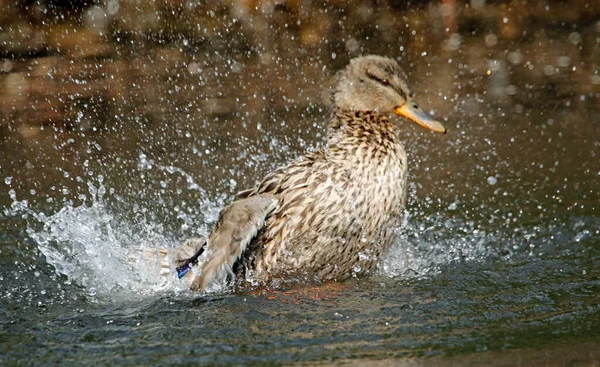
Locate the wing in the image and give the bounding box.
[189,194,278,291]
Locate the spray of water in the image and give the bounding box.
[9,185,181,299]
[8,161,544,300]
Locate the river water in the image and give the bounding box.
[1,2,599,365]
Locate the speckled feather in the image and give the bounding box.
[237,110,407,283]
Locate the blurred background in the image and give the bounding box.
[0,1,599,365]
[1,0,598,130]
[0,0,598,222]
[0,0,598,211]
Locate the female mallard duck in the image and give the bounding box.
[165,55,446,291]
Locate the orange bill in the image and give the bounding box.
[394,100,446,134]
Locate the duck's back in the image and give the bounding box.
[239,111,408,283]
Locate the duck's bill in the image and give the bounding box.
[394,101,446,134]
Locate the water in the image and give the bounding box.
[2,103,598,364]
[1,2,600,365]
[1,207,599,364]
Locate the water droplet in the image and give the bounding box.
[484,34,498,47]
[543,65,555,76]
[4,176,12,185]
[568,32,581,44]
[508,51,522,64]
[487,176,497,185]
[557,56,570,67]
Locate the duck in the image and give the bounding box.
[163,55,446,291]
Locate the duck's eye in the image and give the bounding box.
[381,79,390,86]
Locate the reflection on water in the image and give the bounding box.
[1,0,600,365]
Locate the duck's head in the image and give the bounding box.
[333,55,446,134]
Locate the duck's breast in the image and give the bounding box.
[255,135,407,280]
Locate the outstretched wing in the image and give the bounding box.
[189,194,278,291]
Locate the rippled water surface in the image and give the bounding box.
[1,1,600,365]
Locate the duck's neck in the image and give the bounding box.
[327,109,400,147]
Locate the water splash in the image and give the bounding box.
[17,185,182,299]
[380,208,494,279]
[4,168,226,301]
[10,168,596,300]
[12,182,500,298]
[380,197,600,281]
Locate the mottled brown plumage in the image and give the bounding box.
[166,55,446,291]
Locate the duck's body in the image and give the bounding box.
[237,110,407,283]
[168,55,446,291]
